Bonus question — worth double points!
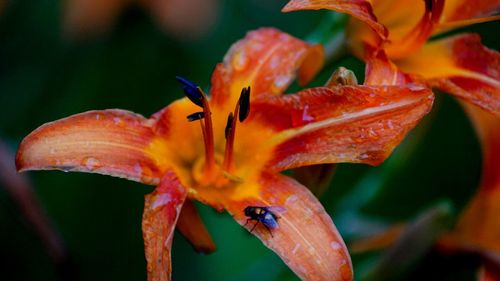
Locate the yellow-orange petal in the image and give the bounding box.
[439,103,500,253]
[63,0,126,39]
[396,33,500,116]
[142,170,187,281]
[282,0,388,40]
[16,109,164,185]
[250,85,433,171]
[225,172,352,281]
[382,0,445,59]
[176,200,216,254]
[210,28,324,108]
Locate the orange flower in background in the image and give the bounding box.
[16,28,434,280]
[283,0,500,115]
[64,0,219,39]
[438,103,500,266]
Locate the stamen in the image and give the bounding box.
[239,86,251,122]
[176,76,204,107]
[198,88,216,178]
[187,112,205,122]
[177,75,216,180]
[223,87,251,172]
[225,113,234,139]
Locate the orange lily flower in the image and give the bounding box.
[283,0,500,115]
[16,28,434,281]
[437,102,500,272]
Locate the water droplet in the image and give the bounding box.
[272,75,291,92]
[231,51,247,71]
[151,193,172,209]
[330,241,342,250]
[387,120,395,129]
[113,117,123,125]
[84,157,100,170]
[359,153,369,160]
[285,195,298,205]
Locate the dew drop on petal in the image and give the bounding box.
[272,75,291,93]
[84,157,100,170]
[330,241,342,250]
[232,51,247,71]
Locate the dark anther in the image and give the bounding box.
[225,112,234,139]
[187,112,205,122]
[424,0,433,11]
[238,86,251,122]
[176,76,204,107]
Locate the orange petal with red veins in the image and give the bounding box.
[210,28,324,107]
[282,0,387,40]
[142,170,187,281]
[364,47,415,86]
[176,200,216,254]
[439,103,500,253]
[63,0,126,39]
[16,109,164,185]
[225,173,352,281]
[397,33,500,116]
[251,85,433,171]
[436,0,500,34]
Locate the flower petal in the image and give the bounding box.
[142,170,187,281]
[436,0,500,34]
[282,0,388,40]
[210,28,324,107]
[364,47,415,86]
[396,33,500,116]
[439,103,500,253]
[16,109,163,185]
[250,85,433,171]
[225,172,352,281]
[382,0,445,59]
[176,200,217,254]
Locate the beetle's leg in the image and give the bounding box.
[250,221,259,233]
[266,226,274,238]
[244,219,251,227]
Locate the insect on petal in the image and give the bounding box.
[226,173,353,281]
[142,171,187,281]
[16,109,164,185]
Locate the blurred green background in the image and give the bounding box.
[0,0,498,280]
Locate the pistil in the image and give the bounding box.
[222,87,250,172]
